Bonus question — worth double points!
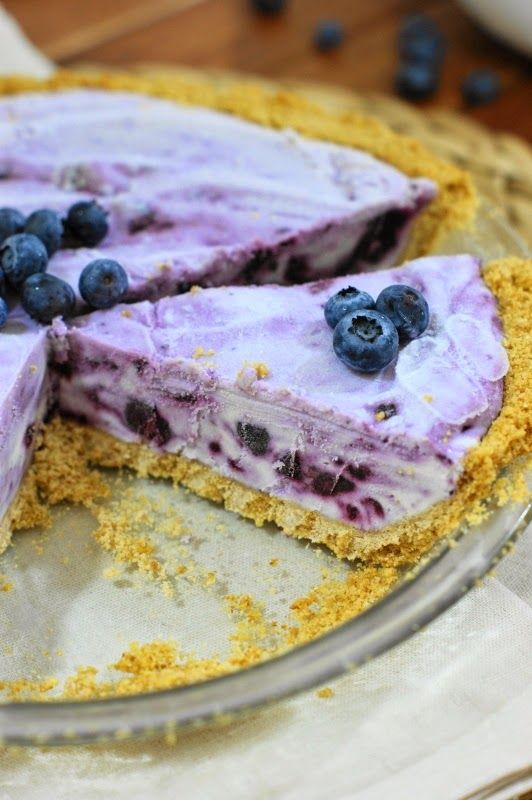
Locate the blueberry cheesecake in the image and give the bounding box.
[0,307,50,552]
[0,72,528,562]
[49,254,529,559]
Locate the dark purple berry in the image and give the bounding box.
[312,472,354,496]
[79,259,128,309]
[21,273,75,324]
[333,310,399,373]
[1,233,48,289]
[399,13,445,64]
[461,70,501,107]
[394,62,439,101]
[314,20,345,51]
[324,286,374,329]
[25,209,63,256]
[250,0,286,14]
[236,422,270,456]
[375,284,429,340]
[353,209,409,265]
[0,207,25,245]
[375,402,397,420]
[124,399,171,446]
[276,451,302,480]
[65,201,109,247]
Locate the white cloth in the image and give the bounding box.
[0,10,530,800]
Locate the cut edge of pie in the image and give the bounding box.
[0,69,478,265]
[8,257,530,567]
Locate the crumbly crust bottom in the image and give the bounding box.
[5,258,529,565]
[0,68,477,260]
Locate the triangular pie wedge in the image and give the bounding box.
[49,255,530,561]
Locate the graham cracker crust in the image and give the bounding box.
[0,68,477,262]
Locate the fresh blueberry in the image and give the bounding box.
[24,209,63,256]
[314,20,345,51]
[250,0,286,14]
[401,34,444,65]
[0,267,5,298]
[21,273,75,323]
[399,13,444,63]
[64,201,109,247]
[461,70,501,107]
[399,13,441,44]
[1,233,48,289]
[333,310,399,373]
[124,399,171,446]
[79,258,129,309]
[394,62,439,101]
[0,207,25,245]
[375,284,429,340]
[324,286,375,329]
[0,296,7,330]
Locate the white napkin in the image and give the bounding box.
[0,5,52,76]
[0,9,530,800]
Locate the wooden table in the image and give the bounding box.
[4,0,531,140]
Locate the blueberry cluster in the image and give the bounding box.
[324,284,429,373]
[394,14,446,101]
[0,202,128,328]
[395,13,500,106]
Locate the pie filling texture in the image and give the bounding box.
[0,90,434,303]
[52,255,507,532]
[0,85,527,560]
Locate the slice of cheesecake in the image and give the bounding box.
[52,255,527,560]
[0,308,50,551]
[0,89,437,302]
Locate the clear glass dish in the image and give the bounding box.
[0,205,529,747]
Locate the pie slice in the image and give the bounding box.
[0,88,435,303]
[0,308,50,552]
[50,255,530,561]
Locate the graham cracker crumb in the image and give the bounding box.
[237,361,270,381]
[189,285,202,295]
[192,345,216,359]
[121,309,132,318]
[317,687,334,698]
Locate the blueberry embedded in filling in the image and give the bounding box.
[375,402,397,420]
[347,464,371,480]
[351,209,409,266]
[362,497,385,518]
[128,210,156,234]
[285,256,310,284]
[125,399,171,446]
[209,441,222,454]
[312,471,354,496]
[242,249,278,282]
[276,450,303,480]
[24,424,36,449]
[236,422,270,456]
[169,391,197,404]
[134,358,149,375]
[346,504,360,521]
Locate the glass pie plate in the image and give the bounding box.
[0,205,529,747]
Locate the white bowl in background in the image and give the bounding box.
[457,0,532,57]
